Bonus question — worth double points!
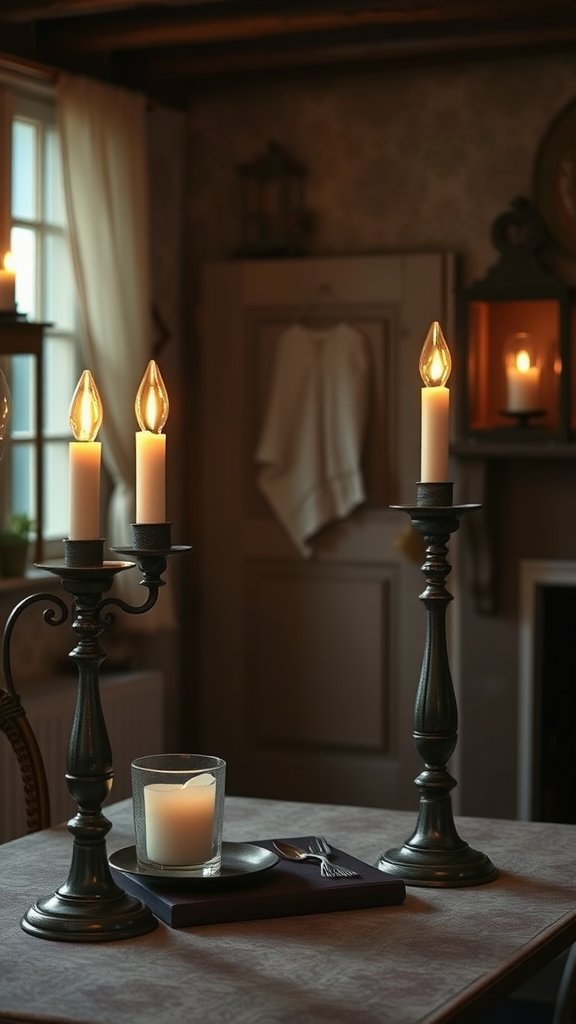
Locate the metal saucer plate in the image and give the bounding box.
[109,842,278,886]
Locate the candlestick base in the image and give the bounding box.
[22,883,157,942]
[377,767,498,887]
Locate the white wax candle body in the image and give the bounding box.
[144,779,216,866]
[69,441,101,540]
[506,366,541,412]
[0,269,15,310]
[421,385,450,482]
[135,430,166,523]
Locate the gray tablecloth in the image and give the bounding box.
[1,796,576,1024]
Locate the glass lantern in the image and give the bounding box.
[457,198,570,441]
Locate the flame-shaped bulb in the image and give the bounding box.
[69,370,103,441]
[419,321,452,388]
[135,360,169,433]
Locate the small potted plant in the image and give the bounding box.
[0,512,34,578]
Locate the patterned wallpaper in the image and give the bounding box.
[177,52,576,818]
[185,53,576,287]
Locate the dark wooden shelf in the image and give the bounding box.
[451,439,576,459]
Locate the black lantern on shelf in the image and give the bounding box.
[235,140,312,258]
[456,197,572,444]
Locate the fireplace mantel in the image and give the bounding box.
[518,559,576,820]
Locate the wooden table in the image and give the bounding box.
[1,796,575,1023]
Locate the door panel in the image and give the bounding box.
[198,254,455,809]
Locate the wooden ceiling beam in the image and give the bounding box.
[123,24,576,80]
[4,1,576,55]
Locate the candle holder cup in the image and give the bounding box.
[131,753,226,876]
[2,533,190,941]
[378,482,498,887]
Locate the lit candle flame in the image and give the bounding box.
[135,359,169,433]
[3,251,14,273]
[69,370,103,442]
[515,349,532,373]
[419,321,452,387]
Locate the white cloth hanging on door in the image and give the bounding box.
[255,321,369,557]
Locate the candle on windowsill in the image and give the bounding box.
[0,252,16,311]
[68,370,103,540]
[135,359,169,524]
[144,774,216,865]
[419,321,452,483]
[506,348,541,412]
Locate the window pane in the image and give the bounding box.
[44,126,65,227]
[44,233,75,329]
[11,120,37,221]
[11,226,36,318]
[11,442,35,520]
[44,336,78,435]
[44,440,69,539]
[10,355,35,435]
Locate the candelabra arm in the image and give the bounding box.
[98,582,163,621]
[2,592,69,698]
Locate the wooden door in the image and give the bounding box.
[198,253,454,810]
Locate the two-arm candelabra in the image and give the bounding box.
[3,523,189,942]
[378,482,498,887]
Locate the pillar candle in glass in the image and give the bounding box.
[506,348,541,412]
[68,370,103,540]
[419,321,452,483]
[135,360,169,524]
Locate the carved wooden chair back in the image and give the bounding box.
[0,688,50,834]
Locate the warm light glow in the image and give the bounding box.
[135,360,169,433]
[69,370,103,442]
[515,349,532,373]
[419,321,452,387]
[3,251,14,273]
[0,369,10,456]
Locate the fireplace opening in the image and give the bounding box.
[533,583,576,824]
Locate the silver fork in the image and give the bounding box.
[308,836,360,878]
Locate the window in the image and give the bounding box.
[2,90,82,557]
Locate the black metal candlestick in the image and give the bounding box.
[2,524,190,941]
[378,482,497,887]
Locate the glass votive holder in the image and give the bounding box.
[131,753,226,876]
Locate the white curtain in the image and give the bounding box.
[58,73,174,629]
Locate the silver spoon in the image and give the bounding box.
[272,840,359,878]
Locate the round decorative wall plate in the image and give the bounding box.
[534,96,576,255]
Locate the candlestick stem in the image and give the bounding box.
[378,484,497,887]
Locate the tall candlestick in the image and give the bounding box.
[0,251,16,311]
[420,322,452,483]
[68,370,103,541]
[135,360,169,524]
